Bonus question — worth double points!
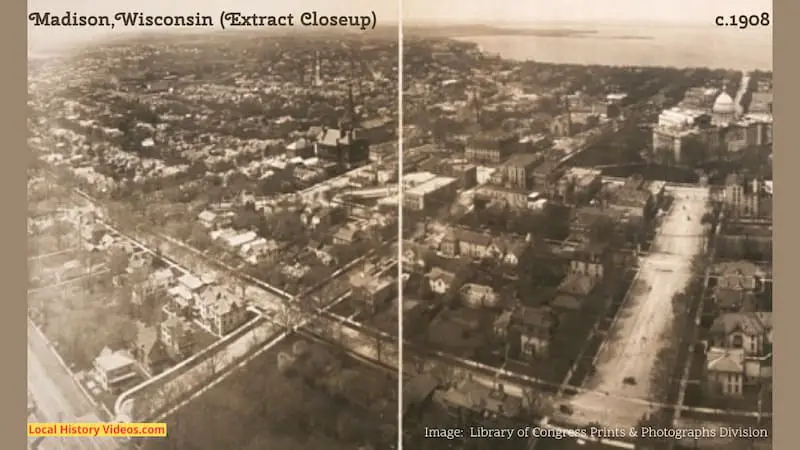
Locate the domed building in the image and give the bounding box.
[712,91,737,124]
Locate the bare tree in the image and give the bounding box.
[274,302,301,332]
[522,387,553,418]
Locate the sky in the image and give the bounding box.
[402,0,773,25]
[28,0,773,53]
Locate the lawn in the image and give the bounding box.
[137,336,397,450]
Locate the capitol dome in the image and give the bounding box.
[712,92,736,114]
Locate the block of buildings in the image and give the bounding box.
[465,133,516,164]
[403,176,458,212]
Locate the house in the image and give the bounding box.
[711,288,760,314]
[133,268,175,305]
[160,316,195,361]
[132,322,170,377]
[713,261,766,292]
[210,227,238,244]
[166,284,195,316]
[705,347,745,396]
[351,273,396,315]
[435,377,523,421]
[197,210,218,229]
[403,241,430,269]
[93,348,139,394]
[494,238,529,267]
[426,267,457,295]
[604,175,655,219]
[454,229,493,259]
[224,231,258,250]
[569,242,608,279]
[439,231,459,258]
[550,273,598,312]
[705,345,772,397]
[506,306,558,360]
[709,312,772,357]
[197,287,249,336]
[723,174,771,219]
[238,237,268,264]
[333,223,363,246]
[312,245,337,266]
[460,283,500,309]
[569,206,630,242]
[177,273,206,293]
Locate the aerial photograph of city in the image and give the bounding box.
[27,0,772,449]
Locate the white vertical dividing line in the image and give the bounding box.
[396,5,405,450]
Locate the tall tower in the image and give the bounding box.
[563,94,573,137]
[471,89,482,126]
[314,51,322,87]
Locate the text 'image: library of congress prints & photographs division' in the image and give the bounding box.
[26,0,772,449]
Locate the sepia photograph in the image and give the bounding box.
[27,0,772,449]
[28,0,400,449]
[399,0,772,449]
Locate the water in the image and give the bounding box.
[456,24,772,70]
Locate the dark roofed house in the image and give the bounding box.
[712,288,759,314]
[570,241,609,279]
[709,312,772,357]
[132,322,171,377]
[160,316,195,362]
[435,377,523,422]
[313,124,370,169]
[506,306,559,360]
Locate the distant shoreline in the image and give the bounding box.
[404,24,652,40]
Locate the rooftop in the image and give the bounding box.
[405,176,457,196]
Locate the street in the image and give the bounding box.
[567,186,710,428]
[28,320,118,450]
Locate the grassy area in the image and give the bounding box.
[137,336,396,450]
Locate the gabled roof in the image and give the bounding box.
[707,347,745,373]
[710,312,772,336]
[427,267,456,285]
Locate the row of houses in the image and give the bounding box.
[703,260,772,397]
[421,240,609,362]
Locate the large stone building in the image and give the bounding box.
[464,133,516,164]
[651,107,720,164]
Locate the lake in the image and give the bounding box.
[455,24,772,70]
